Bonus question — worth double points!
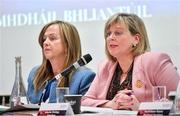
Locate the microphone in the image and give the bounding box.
[54,53,92,80]
[38,54,92,105]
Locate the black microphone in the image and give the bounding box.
[38,54,92,105]
[54,53,92,80]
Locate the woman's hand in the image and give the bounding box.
[114,90,133,110]
[99,90,140,110]
[130,94,140,110]
[114,90,140,110]
[99,97,119,109]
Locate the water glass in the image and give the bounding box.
[56,87,69,103]
[152,86,166,102]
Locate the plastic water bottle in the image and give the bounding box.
[175,81,180,113]
[9,56,28,108]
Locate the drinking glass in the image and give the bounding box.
[152,86,166,102]
[56,87,69,103]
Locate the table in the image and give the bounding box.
[1,105,179,116]
[0,105,137,116]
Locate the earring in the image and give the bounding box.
[132,43,136,48]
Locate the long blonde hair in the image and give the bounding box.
[33,20,82,90]
[104,13,151,62]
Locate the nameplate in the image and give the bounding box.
[38,103,74,115]
[138,102,173,115]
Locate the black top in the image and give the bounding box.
[106,63,133,100]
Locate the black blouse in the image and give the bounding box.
[106,64,133,100]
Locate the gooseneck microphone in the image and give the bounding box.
[54,54,92,80]
[38,54,92,105]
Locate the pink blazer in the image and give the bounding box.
[81,52,180,107]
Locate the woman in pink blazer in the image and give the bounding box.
[81,13,180,110]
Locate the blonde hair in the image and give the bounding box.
[104,13,150,61]
[34,20,81,90]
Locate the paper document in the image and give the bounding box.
[81,106,138,115]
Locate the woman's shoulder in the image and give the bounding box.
[30,65,39,72]
[74,66,95,76]
[97,59,116,72]
[141,51,169,57]
[135,52,172,68]
[71,66,95,84]
[137,51,171,61]
[27,65,40,82]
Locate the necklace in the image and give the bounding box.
[120,61,133,83]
